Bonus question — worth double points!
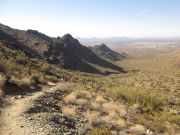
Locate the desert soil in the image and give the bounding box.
[0,83,81,135]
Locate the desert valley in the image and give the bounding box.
[0,23,179,135]
[0,0,180,135]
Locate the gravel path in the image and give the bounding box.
[0,83,80,135]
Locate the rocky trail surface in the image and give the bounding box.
[0,83,81,135]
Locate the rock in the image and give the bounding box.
[146,129,153,135]
[40,128,44,131]
[28,118,33,121]
[18,95,23,99]
[47,82,56,86]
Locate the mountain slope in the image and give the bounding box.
[89,44,126,61]
[0,30,41,58]
[0,23,52,55]
[0,23,125,74]
[44,34,125,73]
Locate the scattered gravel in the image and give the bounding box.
[23,90,86,135]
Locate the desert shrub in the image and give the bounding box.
[10,76,31,88]
[62,106,77,117]
[86,128,112,135]
[70,76,80,83]
[64,89,92,106]
[169,115,180,125]
[30,58,39,64]
[107,86,167,111]
[16,52,27,65]
[3,76,39,94]
[45,75,58,82]
[38,76,47,84]
[127,124,146,134]
[0,75,6,96]
[41,64,53,75]
[135,113,176,133]
[0,59,9,74]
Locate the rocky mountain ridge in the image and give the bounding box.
[0,23,125,74]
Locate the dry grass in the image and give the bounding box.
[52,82,74,93]
[85,110,100,125]
[75,98,88,106]
[102,102,127,117]
[64,88,128,131]
[64,90,92,106]
[95,95,107,104]
[88,102,101,110]
[64,92,77,104]
[127,124,146,134]
[10,76,31,87]
[112,118,126,128]
[76,90,92,99]
[62,106,77,118]
[84,101,127,130]
[101,116,126,129]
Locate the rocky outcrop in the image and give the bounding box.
[89,44,126,61]
[43,34,124,73]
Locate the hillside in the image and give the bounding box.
[0,23,124,74]
[89,44,126,61]
[0,24,52,55]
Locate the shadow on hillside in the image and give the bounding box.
[3,82,41,96]
[0,98,9,108]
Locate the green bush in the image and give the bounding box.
[169,115,180,125]
[41,64,53,75]
[107,86,167,111]
[86,128,112,135]
[45,75,58,82]
[16,52,27,65]
[0,57,9,74]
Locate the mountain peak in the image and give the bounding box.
[100,43,107,47]
[61,33,80,47]
[89,44,126,61]
[99,43,109,49]
[62,33,73,39]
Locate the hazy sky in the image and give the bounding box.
[0,0,180,38]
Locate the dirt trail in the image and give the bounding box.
[0,85,57,135]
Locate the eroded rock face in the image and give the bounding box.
[43,34,125,73]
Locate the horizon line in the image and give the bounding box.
[1,22,180,39]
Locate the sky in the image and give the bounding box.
[0,0,180,38]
